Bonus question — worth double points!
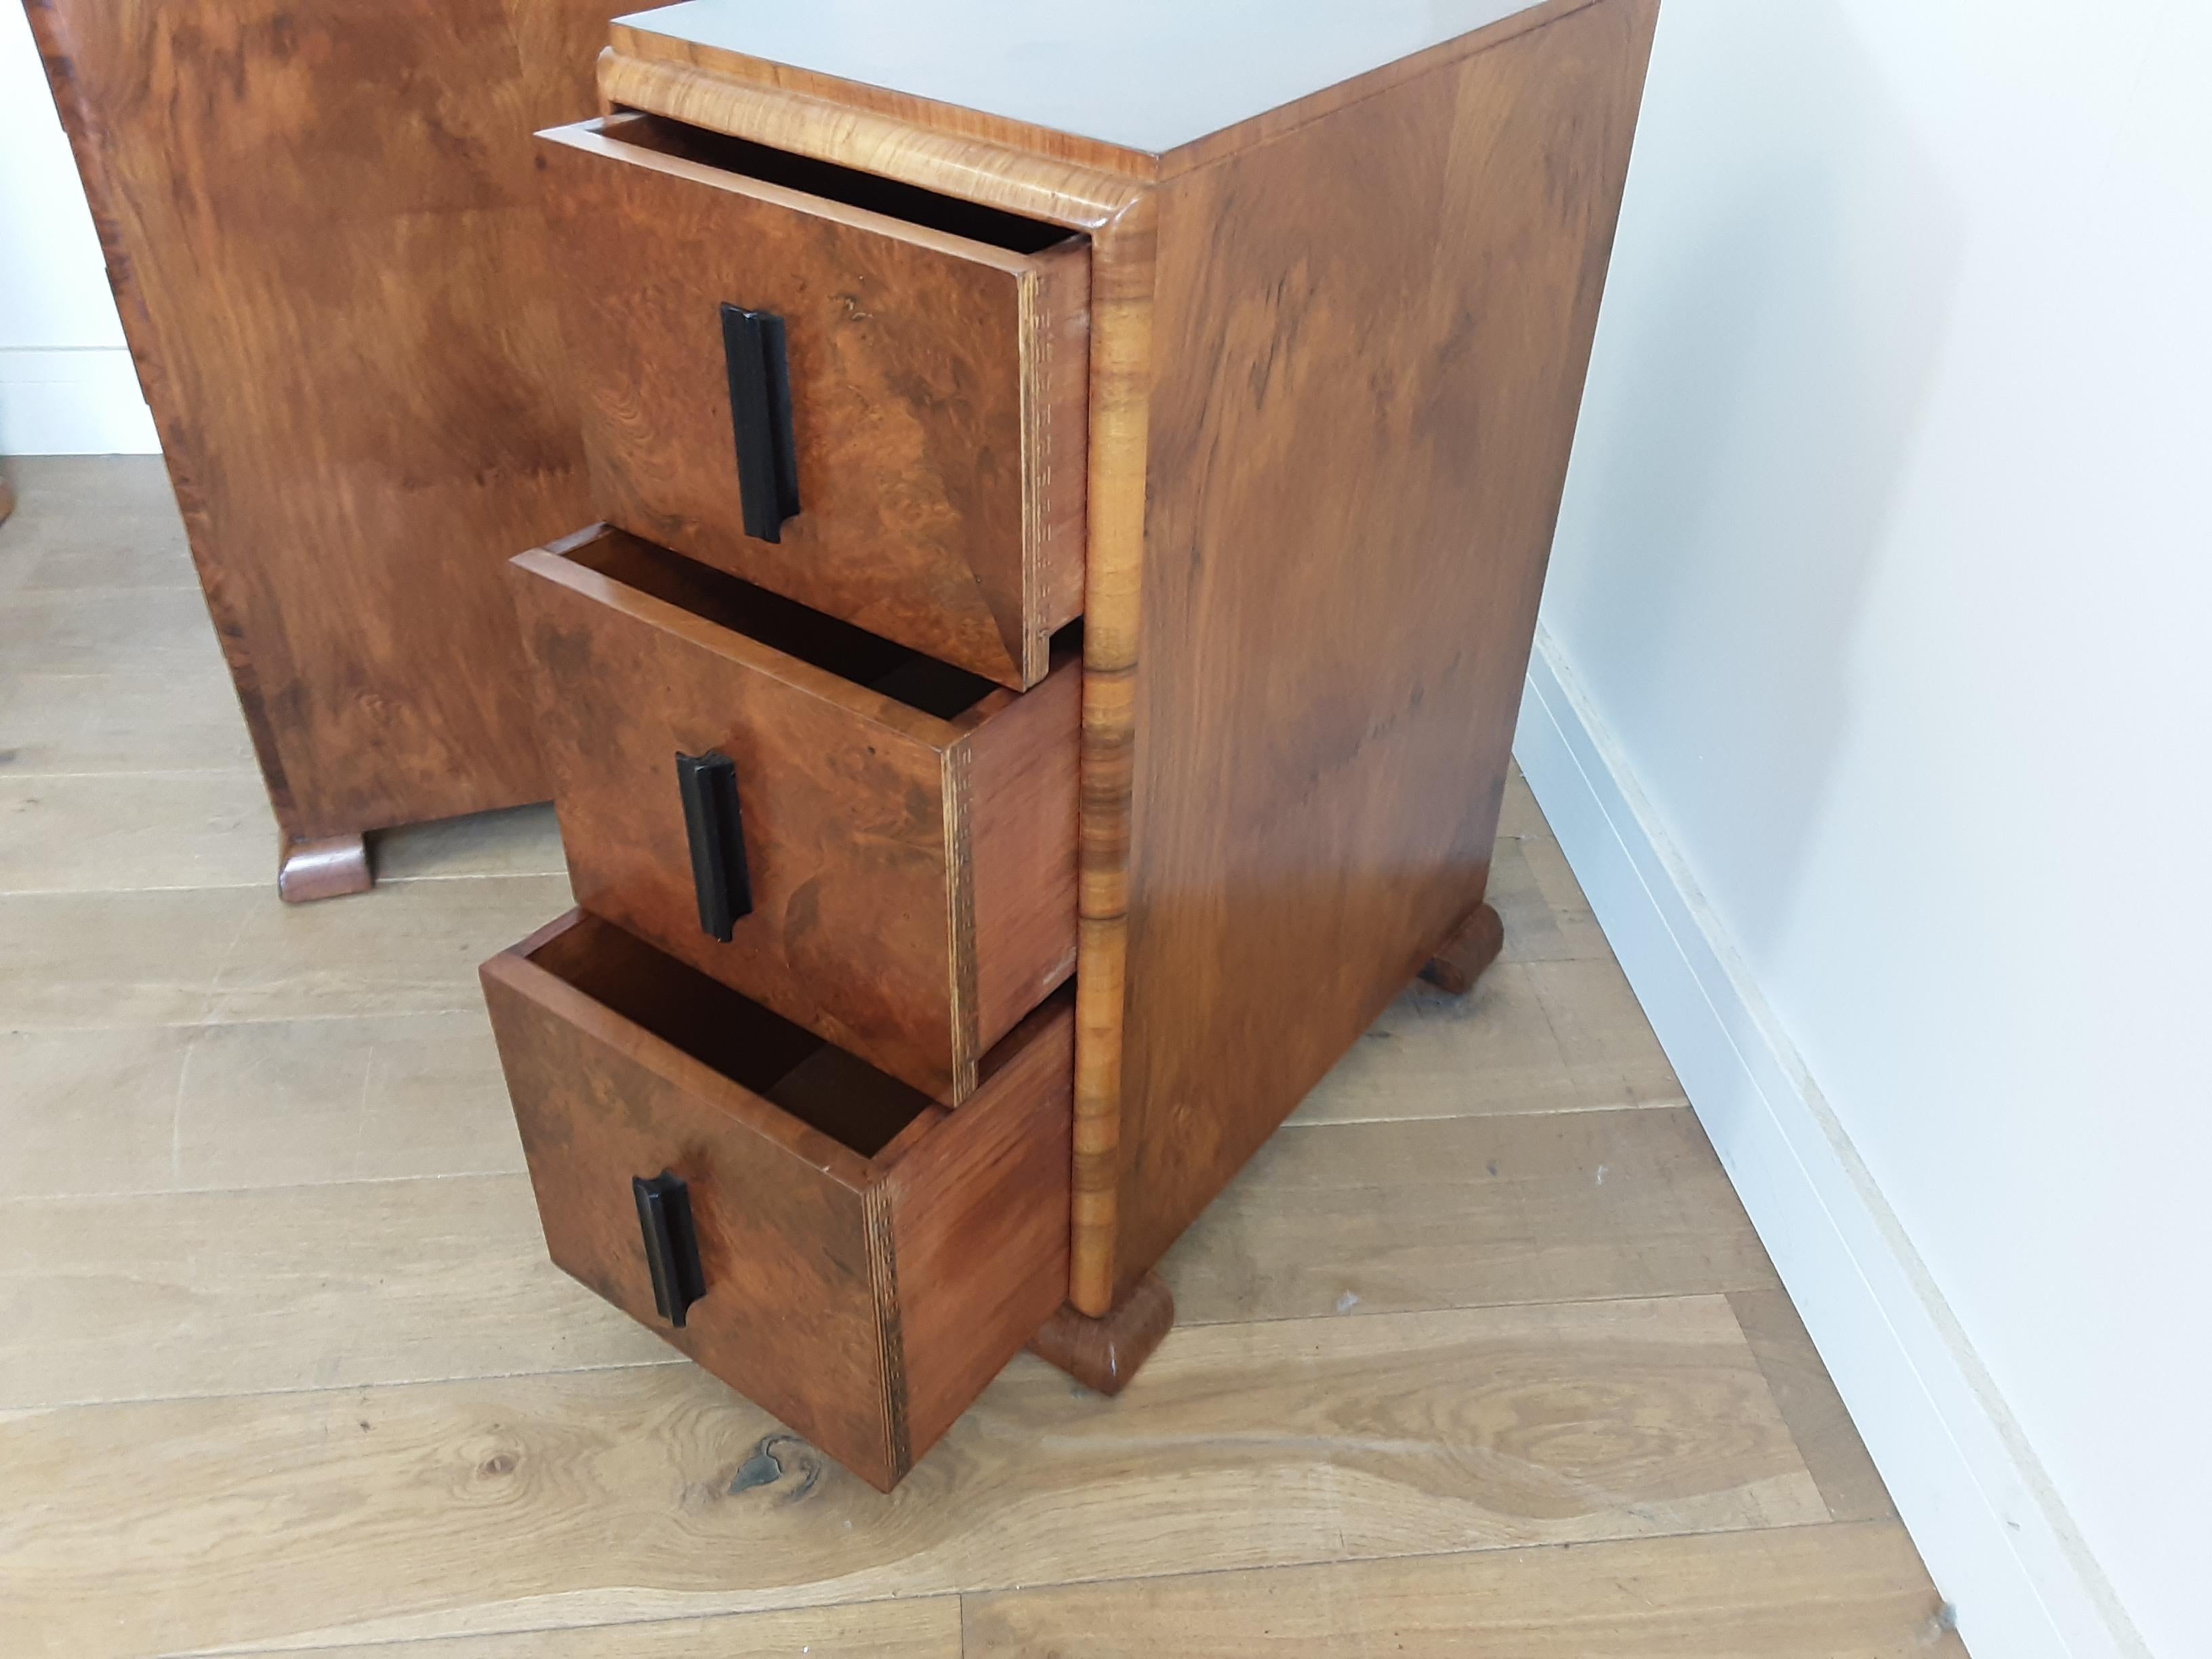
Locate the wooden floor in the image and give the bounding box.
[0,457,1959,1658]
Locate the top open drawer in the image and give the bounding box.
[535,114,1092,689]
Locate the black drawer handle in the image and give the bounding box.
[720,303,800,543]
[676,750,753,942]
[633,1170,706,1328]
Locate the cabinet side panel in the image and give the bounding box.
[1115,0,1660,1286]
[26,0,616,838]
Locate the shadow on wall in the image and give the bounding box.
[1543,0,1963,963]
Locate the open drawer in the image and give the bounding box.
[512,526,1078,1103]
[482,910,1074,1492]
[535,112,1091,689]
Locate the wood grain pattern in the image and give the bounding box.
[596,54,1144,231]
[0,1100,1775,1411]
[257,1601,964,1659]
[964,1521,1963,1657]
[574,56,1151,1315]
[0,459,1949,1659]
[0,1172,669,1411]
[607,0,1600,182]
[1162,1107,1777,1327]
[1027,1271,1174,1395]
[1067,194,1160,1313]
[1110,0,1660,1290]
[886,994,1075,1456]
[511,527,1076,1101]
[535,115,1090,688]
[1730,1288,1900,1525]
[480,911,1073,1490]
[0,1012,521,1202]
[0,1297,1824,1655]
[24,0,623,858]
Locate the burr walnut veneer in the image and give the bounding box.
[483,0,1656,1490]
[27,0,631,897]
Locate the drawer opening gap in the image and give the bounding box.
[599,113,1084,255]
[568,530,996,719]
[526,913,935,1158]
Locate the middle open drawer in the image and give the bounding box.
[511,525,1079,1103]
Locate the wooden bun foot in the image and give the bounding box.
[1029,1271,1174,1396]
[1420,900,1504,996]
[277,832,373,903]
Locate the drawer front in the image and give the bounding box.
[536,115,1091,690]
[482,912,1074,1492]
[512,527,1078,1103]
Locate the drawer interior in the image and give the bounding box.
[561,528,1000,722]
[602,111,1076,255]
[524,910,939,1160]
[516,525,1080,1101]
[485,907,1076,1489]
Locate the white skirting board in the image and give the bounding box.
[0,347,161,455]
[1511,626,2145,1659]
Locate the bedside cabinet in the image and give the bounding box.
[481,0,1659,1491]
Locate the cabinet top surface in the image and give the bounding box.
[618,0,1549,157]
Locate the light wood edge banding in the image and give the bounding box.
[942,743,981,1105]
[598,51,1141,231]
[1070,197,1158,1315]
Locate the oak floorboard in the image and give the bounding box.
[962,1520,1963,1657]
[0,584,234,677]
[246,1599,964,1659]
[0,872,573,1030]
[1496,758,1549,839]
[0,769,281,893]
[1292,958,1686,1124]
[0,779,568,896]
[1732,1288,1899,1524]
[0,1011,523,1200]
[1164,1106,1777,1324]
[0,1174,670,1410]
[1487,834,1612,963]
[0,1106,1774,1406]
[374,802,569,883]
[0,667,258,777]
[0,1299,1824,1657]
[0,456,194,594]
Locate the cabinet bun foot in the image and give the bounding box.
[1029,1271,1174,1396]
[277,832,373,903]
[1420,900,1506,996]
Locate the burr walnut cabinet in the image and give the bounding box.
[27,0,634,899]
[472,0,1659,1491]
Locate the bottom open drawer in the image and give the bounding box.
[480,909,1073,1491]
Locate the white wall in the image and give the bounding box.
[1528,1,2210,1655]
[0,3,159,454]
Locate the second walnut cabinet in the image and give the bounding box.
[485,0,1660,1490]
